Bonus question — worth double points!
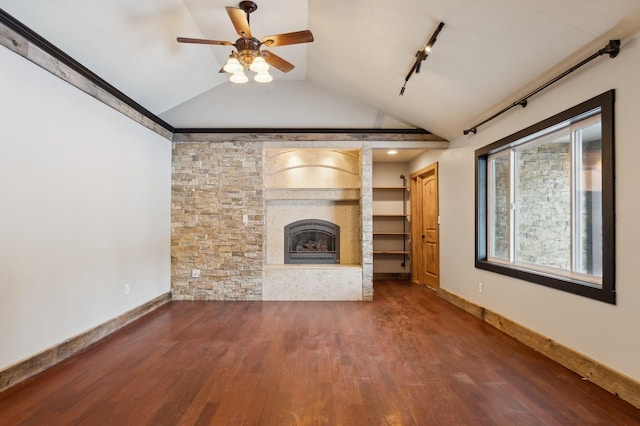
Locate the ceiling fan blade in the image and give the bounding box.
[177,37,233,46]
[261,50,295,73]
[262,30,314,47]
[226,6,252,38]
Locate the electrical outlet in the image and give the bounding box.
[478,282,483,293]
[124,283,130,295]
[243,214,249,224]
[191,269,201,278]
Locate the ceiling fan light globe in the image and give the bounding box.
[254,71,273,83]
[230,71,249,84]
[249,56,269,73]
[223,57,243,73]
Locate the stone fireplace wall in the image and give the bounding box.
[171,141,264,300]
[171,139,373,301]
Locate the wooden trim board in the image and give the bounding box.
[0,293,171,393]
[172,131,449,143]
[438,287,640,409]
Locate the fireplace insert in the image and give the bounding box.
[284,219,340,264]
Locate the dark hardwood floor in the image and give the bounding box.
[1,281,638,425]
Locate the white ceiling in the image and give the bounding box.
[2,0,640,142]
[372,149,428,163]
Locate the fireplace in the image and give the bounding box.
[284,219,340,264]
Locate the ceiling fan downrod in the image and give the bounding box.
[239,1,258,24]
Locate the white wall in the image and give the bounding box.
[0,46,172,369]
[411,33,640,381]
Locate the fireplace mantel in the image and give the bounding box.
[265,188,360,201]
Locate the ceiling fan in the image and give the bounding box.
[177,1,314,83]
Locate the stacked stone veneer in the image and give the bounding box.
[492,142,571,269]
[490,155,510,259]
[172,141,264,300]
[361,143,374,300]
[516,143,571,269]
[491,140,605,274]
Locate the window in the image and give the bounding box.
[476,91,615,303]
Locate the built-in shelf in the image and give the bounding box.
[372,175,410,268]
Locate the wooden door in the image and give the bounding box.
[411,163,439,289]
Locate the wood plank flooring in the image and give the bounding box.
[1,281,639,425]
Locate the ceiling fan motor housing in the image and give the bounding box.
[235,37,260,52]
[234,37,261,66]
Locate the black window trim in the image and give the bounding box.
[475,90,616,304]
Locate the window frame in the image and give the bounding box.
[475,90,615,304]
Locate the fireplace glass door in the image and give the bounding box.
[284,219,340,264]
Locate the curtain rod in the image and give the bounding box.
[463,39,620,135]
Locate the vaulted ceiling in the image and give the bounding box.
[2,0,640,142]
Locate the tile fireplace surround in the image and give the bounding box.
[171,140,373,301]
